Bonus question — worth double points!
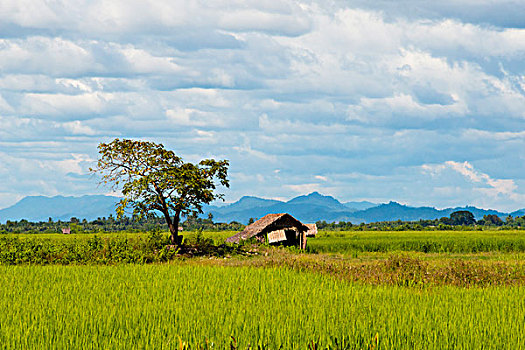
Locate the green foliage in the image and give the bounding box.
[0,232,174,265]
[449,210,476,225]
[316,214,525,231]
[480,214,504,226]
[182,214,245,232]
[0,215,245,235]
[0,229,252,265]
[308,230,525,254]
[90,138,229,243]
[0,265,524,349]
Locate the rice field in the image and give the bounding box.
[1,230,525,349]
[6,229,525,255]
[1,264,524,349]
[308,230,525,254]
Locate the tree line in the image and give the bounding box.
[316,210,525,231]
[2,210,523,234]
[0,214,244,235]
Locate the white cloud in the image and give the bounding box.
[0,0,524,212]
[0,37,94,76]
[422,161,525,210]
[166,108,225,127]
[20,92,114,118]
[218,9,311,36]
[61,121,98,136]
[232,142,276,162]
[445,161,520,198]
[285,183,322,194]
[0,94,13,113]
[120,47,182,74]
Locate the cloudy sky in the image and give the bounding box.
[1,0,525,212]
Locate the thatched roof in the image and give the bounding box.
[225,213,308,244]
[305,223,317,237]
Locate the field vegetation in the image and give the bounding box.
[1,264,524,349]
[1,229,524,348]
[308,230,525,254]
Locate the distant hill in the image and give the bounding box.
[0,192,521,225]
[354,202,441,222]
[0,195,120,223]
[343,200,377,212]
[205,194,516,224]
[206,192,362,224]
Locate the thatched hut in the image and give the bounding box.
[225,213,316,249]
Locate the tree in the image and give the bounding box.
[449,210,476,226]
[483,214,503,226]
[90,138,229,245]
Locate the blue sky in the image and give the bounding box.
[1,0,524,212]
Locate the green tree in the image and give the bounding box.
[449,210,476,226]
[91,139,229,245]
[483,214,503,226]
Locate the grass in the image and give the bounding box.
[308,230,525,254]
[7,229,525,254]
[2,230,236,243]
[0,264,524,349]
[2,229,525,348]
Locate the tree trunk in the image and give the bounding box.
[166,210,182,246]
[161,209,181,246]
[171,213,182,245]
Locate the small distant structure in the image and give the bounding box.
[62,227,71,234]
[225,213,316,249]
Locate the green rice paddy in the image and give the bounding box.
[308,230,525,254]
[1,264,524,349]
[1,230,524,349]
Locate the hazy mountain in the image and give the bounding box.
[206,192,357,223]
[439,206,507,220]
[210,196,283,214]
[0,193,520,225]
[206,196,513,224]
[343,201,377,212]
[355,202,441,222]
[286,192,348,211]
[0,195,120,223]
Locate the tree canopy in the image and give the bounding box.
[449,210,476,226]
[90,138,229,244]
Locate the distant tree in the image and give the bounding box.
[91,138,229,245]
[483,214,504,226]
[449,210,476,226]
[248,217,255,225]
[439,216,452,225]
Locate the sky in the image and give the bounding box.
[1,0,524,212]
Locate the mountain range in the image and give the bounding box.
[0,195,120,223]
[0,192,522,224]
[204,192,517,224]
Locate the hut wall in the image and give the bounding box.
[267,229,287,244]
